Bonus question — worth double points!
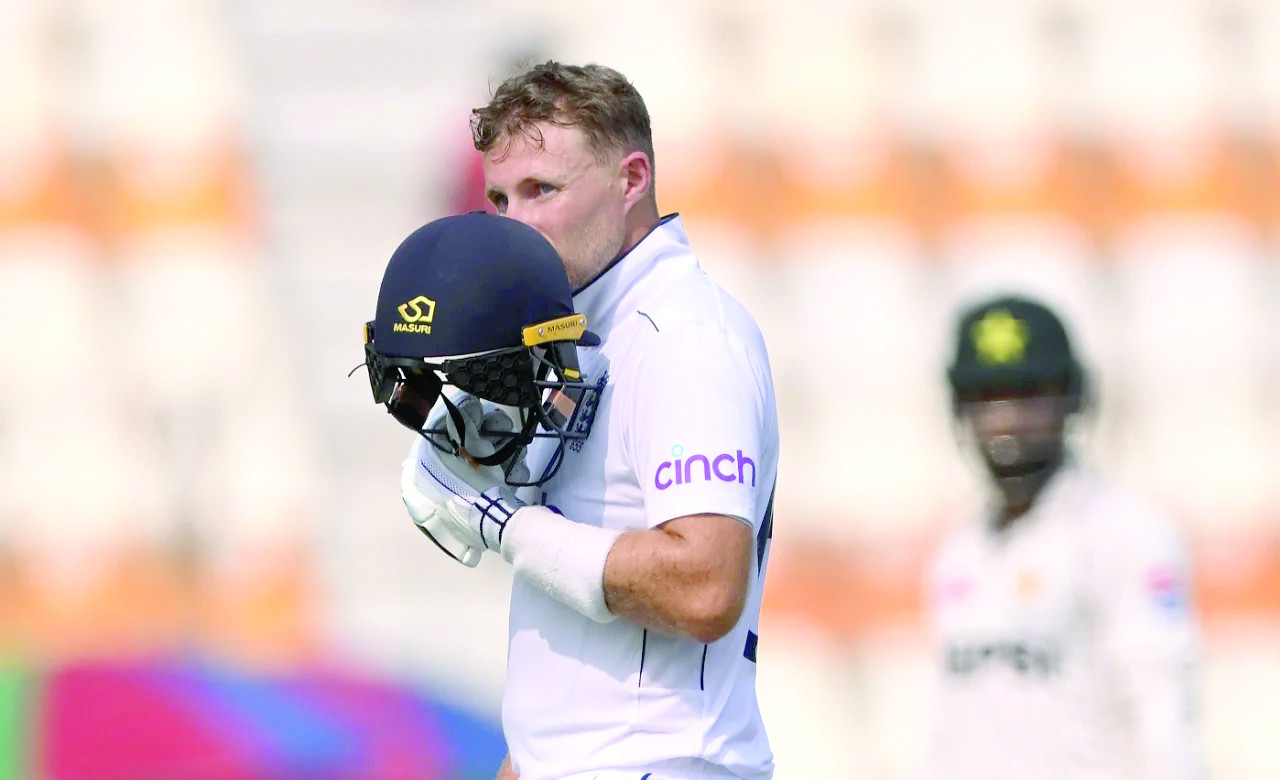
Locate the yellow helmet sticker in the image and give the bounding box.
[972,308,1029,365]
[394,295,436,334]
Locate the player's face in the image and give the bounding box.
[483,122,628,290]
[958,389,1070,480]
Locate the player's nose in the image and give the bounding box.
[503,209,549,244]
[503,199,533,224]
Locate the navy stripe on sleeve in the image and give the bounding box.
[637,629,648,686]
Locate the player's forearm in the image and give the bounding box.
[602,520,750,643]
[498,508,752,638]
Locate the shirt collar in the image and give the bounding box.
[986,459,1089,538]
[573,214,690,335]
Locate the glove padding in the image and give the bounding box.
[401,395,529,566]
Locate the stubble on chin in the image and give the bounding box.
[562,255,594,290]
[563,235,624,291]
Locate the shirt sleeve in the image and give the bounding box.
[1097,508,1205,779]
[623,320,767,530]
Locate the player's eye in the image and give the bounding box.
[521,182,556,199]
[488,193,508,213]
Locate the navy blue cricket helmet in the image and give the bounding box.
[363,213,602,486]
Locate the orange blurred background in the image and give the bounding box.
[2,0,1277,777]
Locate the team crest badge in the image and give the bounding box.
[972,308,1029,365]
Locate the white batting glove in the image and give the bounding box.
[401,395,530,566]
[401,398,621,622]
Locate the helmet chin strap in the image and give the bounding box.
[436,392,467,456]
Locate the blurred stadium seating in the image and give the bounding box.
[2,0,1277,777]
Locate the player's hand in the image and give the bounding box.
[402,435,526,563]
[401,395,529,566]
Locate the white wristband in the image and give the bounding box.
[500,506,623,623]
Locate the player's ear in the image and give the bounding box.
[617,150,652,211]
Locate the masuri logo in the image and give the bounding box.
[394,295,436,334]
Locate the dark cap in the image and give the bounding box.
[373,213,598,359]
[947,294,1083,400]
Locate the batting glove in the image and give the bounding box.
[401,395,530,566]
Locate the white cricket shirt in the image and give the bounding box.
[926,464,1204,779]
[505,215,778,780]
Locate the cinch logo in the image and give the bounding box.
[654,445,755,491]
[394,295,436,334]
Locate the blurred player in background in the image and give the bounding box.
[925,294,1205,779]
[372,62,778,780]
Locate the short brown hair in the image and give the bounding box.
[472,61,655,176]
